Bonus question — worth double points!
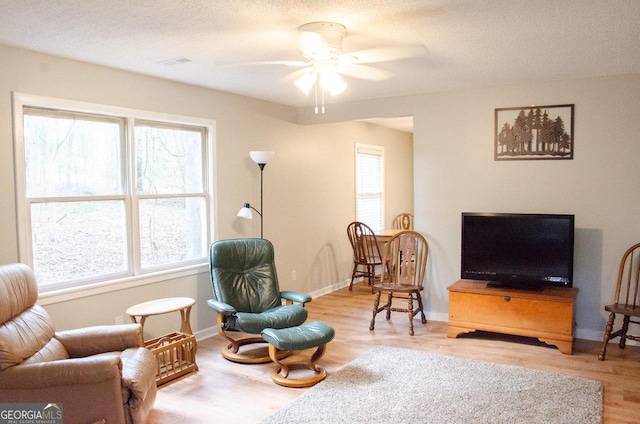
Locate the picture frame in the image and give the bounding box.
[494,104,574,161]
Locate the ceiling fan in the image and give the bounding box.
[265,22,427,113]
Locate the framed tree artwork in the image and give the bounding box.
[494,104,574,161]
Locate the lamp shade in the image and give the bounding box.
[249,151,275,165]
[237,203,253,219]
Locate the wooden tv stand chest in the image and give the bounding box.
[447,280,578,354]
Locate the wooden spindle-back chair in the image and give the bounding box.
[392,213,414,230]
[598,242,640,360]
[346,221,384,291]
[369,230,429,336]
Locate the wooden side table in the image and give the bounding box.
[126,296,195,337]
[126,297,198,385]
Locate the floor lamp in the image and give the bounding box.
[237,151,275,238]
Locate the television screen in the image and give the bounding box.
[461,213,574,290]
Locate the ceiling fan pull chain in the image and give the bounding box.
[314,80,319,114]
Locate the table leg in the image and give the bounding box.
[129,315,148,341]
[179,306,193,335]
[179,306,196,356]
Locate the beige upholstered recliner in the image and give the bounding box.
[0,263,157,424]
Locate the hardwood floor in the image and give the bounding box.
[147,283,640,424]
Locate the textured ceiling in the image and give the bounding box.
[0,0,638,113]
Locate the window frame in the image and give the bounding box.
[354,143,385,232]
[12,92,217,303]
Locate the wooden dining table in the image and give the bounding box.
[374,228,404,242]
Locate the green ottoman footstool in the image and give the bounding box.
[261,321,335,388]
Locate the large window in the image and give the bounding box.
[355,143,384,232]
[14,95,214,293]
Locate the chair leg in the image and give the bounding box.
[386,292,393,320]
[349,263,359,290]
[308,343,327,373]
[367,265,376,293]
[417,292,427,324]
[407,295,415,336]
[620,315,630,349]
[598,312,616,360]
[269,345,290,378]
[370,290,382,330]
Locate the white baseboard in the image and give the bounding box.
[194,326,217,342]
[308,279,351,299]
[575,328,602,343]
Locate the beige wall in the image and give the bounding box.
[0,44,413,339]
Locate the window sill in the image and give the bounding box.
[37,263,209,306]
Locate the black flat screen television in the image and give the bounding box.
[461,213,575,290]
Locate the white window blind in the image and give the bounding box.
[355,143,384,232]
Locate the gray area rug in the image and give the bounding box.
[260,345,602,424]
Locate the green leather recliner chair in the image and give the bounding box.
[207,238,311,363]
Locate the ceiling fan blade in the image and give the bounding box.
[336,64,392,81]
[347,45,427,64]
[283,68,311,82]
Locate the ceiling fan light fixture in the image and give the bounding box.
[319,71,347,96]
[329,77,347,96]
[294,71,317,95]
